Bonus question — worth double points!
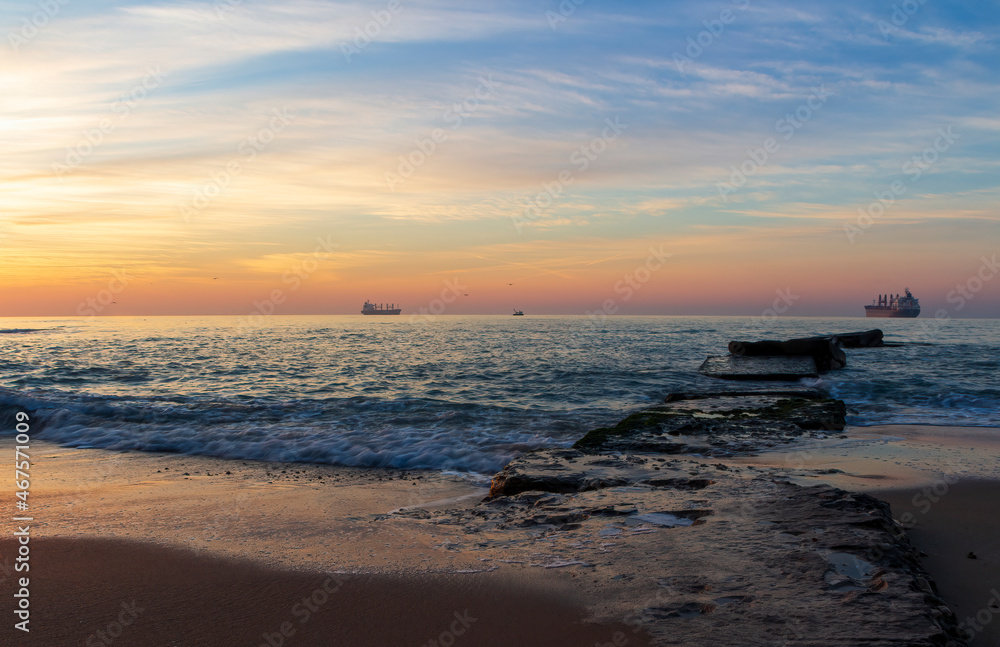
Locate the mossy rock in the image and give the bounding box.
[574,393,846,452]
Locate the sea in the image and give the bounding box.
[1,315,998,475]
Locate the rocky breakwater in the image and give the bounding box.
[477,389,968,646]
[699,330,888,381]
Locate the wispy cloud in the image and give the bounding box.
[2,0,998,314]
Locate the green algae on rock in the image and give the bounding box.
[574,390,847,454]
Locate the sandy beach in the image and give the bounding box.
[878,482,1000,646]
[1,439,651,646]
[4,0,998,637]
[736,424,1000,646]
[2,420,998,645]
[0,537,649,646]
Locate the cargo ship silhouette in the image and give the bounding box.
[864,288,920,318]
[361,301,401,315]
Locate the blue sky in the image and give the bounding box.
[1,0,998,316]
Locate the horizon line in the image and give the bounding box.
[3,313,998,320]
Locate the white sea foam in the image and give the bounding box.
[0,387,590,473]
[1,315,998,472]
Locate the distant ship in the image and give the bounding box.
[512,309,524,316]
[361,301,401,315]
[865,288,920,318]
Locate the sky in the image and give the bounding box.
[1,0,998,317]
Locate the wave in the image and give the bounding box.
[833,385,1000,427]
[0,387,605,474]
[3,316,997,470]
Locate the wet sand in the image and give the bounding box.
[734,424,1000,646]
[736,424,1000,493]
[0,537,648,646]
[0,440,650,646]
[877,482,1000,647]
[3,424,998,645]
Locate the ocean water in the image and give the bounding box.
[1,315,998,474]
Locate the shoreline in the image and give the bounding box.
[2,438,652,645]
[734,424,1000,646]
[7,439,490,572]
[877,482,1000,646]
[735,423,1000,491]
[3,417,998,645]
